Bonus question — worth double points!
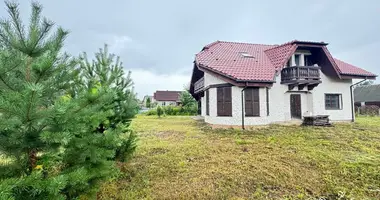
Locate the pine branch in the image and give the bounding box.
[0,74,14,91]
[5,1,26,48]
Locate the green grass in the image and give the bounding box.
[98,116,380,199]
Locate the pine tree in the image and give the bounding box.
[78,44,139,161]
[146,97,151,108]
[0,2,137,199]
[179,90,198,114]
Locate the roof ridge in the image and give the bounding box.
[264,40,296,52]
[356,84,380,87]
[216,40,276,46]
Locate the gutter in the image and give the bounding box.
[241,84,248,130]
[350,79,367,122]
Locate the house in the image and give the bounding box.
[354,84,380,107]
[142,95,154,107]
[189,40,376,126]
[153,90,182,106]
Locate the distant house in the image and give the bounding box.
[142,95,154,107]
[153,91,182,106]
[189,40,376,126]
[354,84,380,107]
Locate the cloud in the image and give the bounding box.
[130,69,190,99]
[109,35,133,54]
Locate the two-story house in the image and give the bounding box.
[189,40,376,126]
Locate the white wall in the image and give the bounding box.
[156,101,178,106]
[200,70,353,126]
[311,72,352,121]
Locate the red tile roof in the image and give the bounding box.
[334,58,375,77]
[195,40,376,82]
[153,91,181,102]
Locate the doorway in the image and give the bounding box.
[290,94,302,119]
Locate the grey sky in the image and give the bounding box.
[2,0,380,99]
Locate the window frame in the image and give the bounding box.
[217,87,232,117]
[244,88,260,117]
[325,93,342,110]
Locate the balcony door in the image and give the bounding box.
[290,94,302,119]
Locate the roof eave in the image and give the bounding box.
[340,73,377,80]
[197,63,274,87]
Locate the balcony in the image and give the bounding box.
[281,66,321,84]
[194,77,204,93]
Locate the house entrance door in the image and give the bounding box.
[290,94,302,119]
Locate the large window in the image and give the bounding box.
[245,88,260,116]
[217,87,232,116]
[206,89,209,116]
[325,94,342,110]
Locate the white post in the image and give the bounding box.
[300,54,305,66]
[291,54,296,66]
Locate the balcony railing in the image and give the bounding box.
[194,77,204,93]
[281,66,320,83]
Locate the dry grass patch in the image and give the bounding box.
[98,116,380,200]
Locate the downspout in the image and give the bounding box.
[241,83,248,130]
[350,79,367,122]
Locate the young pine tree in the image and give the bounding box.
[78,44,139,161]
[179,90,198,115]
[146,97,151,108]
[0,2,137,199]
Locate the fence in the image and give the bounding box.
[355,105,380,116]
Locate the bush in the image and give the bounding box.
[357,105,380,116]
[157,106,164,117]
[145,105,197,116]
[145,109,157,116]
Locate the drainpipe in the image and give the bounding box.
[350,79,367,122]
[241,84,248,130]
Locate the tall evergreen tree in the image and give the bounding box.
[78,44,139,161]
[0,2,137,199]
[146,97,151,108]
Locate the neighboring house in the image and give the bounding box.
[189,40,376,126]
[142,95,154,107]
[354,84,380,107]
[153,90,181,106]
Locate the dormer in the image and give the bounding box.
[286,50,316,67]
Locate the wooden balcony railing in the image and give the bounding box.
[194,77,204,93]
[281,66,320,83]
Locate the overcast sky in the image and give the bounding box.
[2,0,379,99]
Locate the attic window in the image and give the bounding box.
[240,52,254,58]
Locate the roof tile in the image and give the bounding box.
[195,40,376,81]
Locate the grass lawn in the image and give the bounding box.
[98,116,380,200]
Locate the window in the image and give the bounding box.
[240,52,254,58]
[294,54,300,66]
[217,87,232,116]
[304,55,312,66]
[245,88,260,117]
[206,89,210,116]
[325,94,342,110]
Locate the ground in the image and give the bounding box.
[98,116,380,200]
